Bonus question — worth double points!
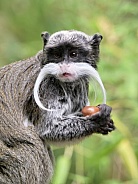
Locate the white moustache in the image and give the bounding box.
[33,62,106,111]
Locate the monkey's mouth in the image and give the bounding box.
[58,72,76,82]
[62,72,72,77]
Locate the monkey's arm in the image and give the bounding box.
[40,104,115,143]
[0,116,53,184]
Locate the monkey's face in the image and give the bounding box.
[41,31,102,82]
[45,42,89,82]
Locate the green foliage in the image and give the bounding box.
[0,0,138,183]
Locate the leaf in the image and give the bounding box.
[117,139,138,179]
[52,155,71,184]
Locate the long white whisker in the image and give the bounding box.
[90,78,97,104]
[74,62,106,104]
[90,73,106,104]
[34,63,59,111]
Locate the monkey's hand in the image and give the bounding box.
[85,104,115,135]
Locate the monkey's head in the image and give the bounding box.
[34,30,106,111]
[40,30,102,82]
[41,30,102,68]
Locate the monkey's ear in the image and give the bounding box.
[41,32,50,46]
[89,34,103,66]
[89,33,103,45]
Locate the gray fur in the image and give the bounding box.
[0,30,115,184]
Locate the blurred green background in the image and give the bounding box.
[0,0,138,184]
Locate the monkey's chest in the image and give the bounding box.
[47,93,85,117]
[40,78,88,115]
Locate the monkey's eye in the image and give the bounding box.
[69,51,78,58]
[53,51,62,59]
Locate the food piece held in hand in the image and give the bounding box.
[82,106,100,116]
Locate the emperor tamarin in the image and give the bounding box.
[0,30,115,184]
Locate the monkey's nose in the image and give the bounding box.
[59,63,71,72]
